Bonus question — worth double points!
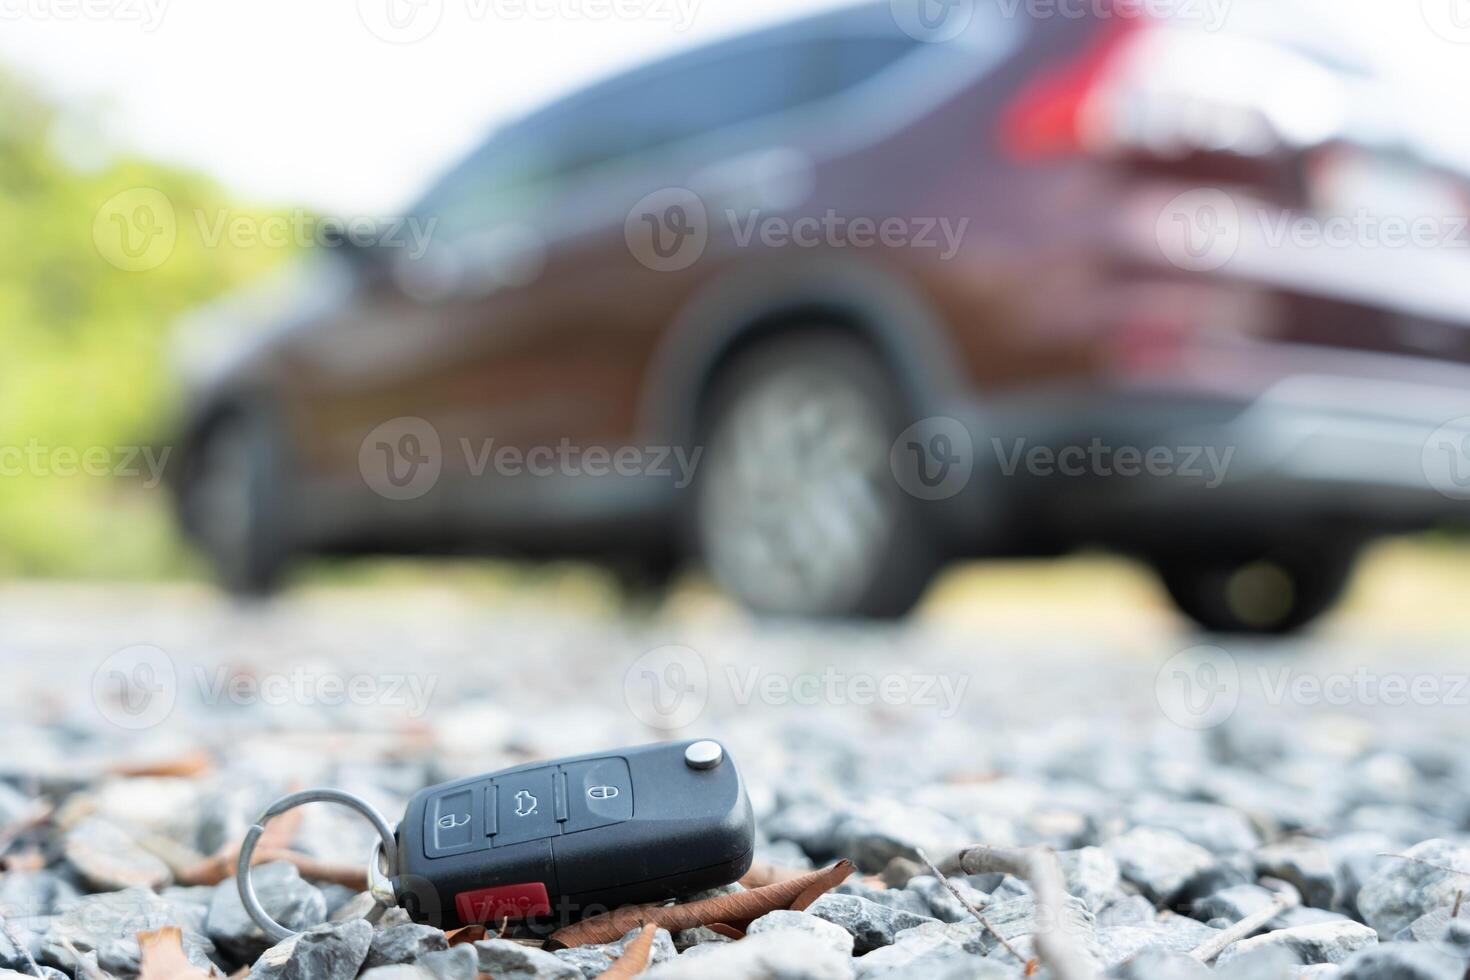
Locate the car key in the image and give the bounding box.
[389,738,752,930]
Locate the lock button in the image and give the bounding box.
[492,766,561,847]
[562,757,633,834]
[425,786,483,858]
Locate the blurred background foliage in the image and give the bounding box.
[0,70,297,578]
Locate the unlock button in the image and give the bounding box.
[563,757,633,833]
[425,787,481,858]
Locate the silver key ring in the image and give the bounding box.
[237,788,399,941]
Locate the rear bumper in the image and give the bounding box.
[968,372,1470,548]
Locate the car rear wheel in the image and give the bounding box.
[1153,541,1360,635]
[691,331,941,619]
[181,410,293,597]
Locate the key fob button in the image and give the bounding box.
[492,767,560,847]
[562,757,633,833]
[425,787,481,858]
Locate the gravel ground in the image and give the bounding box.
[1,583,1469,979]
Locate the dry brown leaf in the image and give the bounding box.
[548,860,854,949]
[138,927,213,980]
[738,862,812,888]
[446,924,487,946]
[704,923,745,940]
[594,923,657,980]
[111,751,214,779]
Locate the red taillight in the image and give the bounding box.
[1000,17,1149,161]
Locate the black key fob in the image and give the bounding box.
[392,739,753,929]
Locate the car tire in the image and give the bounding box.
[690,330,941,619]
[1153,541,1360,635]
[180,409,293,597]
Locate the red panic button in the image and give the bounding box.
[454,882,551,922]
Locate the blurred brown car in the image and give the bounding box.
[171,0,1470,633]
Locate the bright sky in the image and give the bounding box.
[3,0,1469,214]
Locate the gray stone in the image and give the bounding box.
[364,922,449,969]
[0,872,79,918]
[61,816,172,891]
[41,886,215,975]
[748,910,854,957]
[1216,921,1378,967]
[552,926,676,979]
[1255,840,1338,909]
[763,804,841,860]
[472,938,581,979]
[415,944,479,980]
[1106,948,1212,978]
[1059,846,1123,912]
[1358,840,1470,939]
[1097,895,1156,928]
[1338,942,1465,980]
[1130,799,1261,855]
[831,801,968,872]
[206,861,327,962]
[831,881,930,917]
[1191,883,1275,923]
[1104,828,1217,903]
[806,892,936,953]
[359,968,435,980]
[642,932,853,979]
[901,875,989,923]
[0,967,67,980]
[249,920,373,980]
[671,926,733,950]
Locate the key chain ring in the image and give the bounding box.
[237,788,399,941]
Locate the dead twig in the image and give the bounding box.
[549,860,854,948]
[1188,878,1300,963]
[915,847,1026,966]
[940,844,1095,980]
